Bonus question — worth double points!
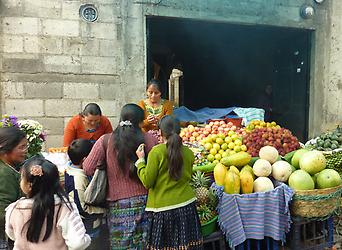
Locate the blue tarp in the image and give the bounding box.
[173,106,238,123]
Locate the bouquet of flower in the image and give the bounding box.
[0,115,47,158]
[0,115,19,128]
[18,119,47,158]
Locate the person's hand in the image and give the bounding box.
[136,144,145,159]
[147,115,155,124]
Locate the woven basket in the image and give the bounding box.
[291,185,342,219]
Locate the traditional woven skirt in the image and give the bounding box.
[107,195,149,250]
[147,202,203,250]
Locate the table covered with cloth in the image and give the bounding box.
[212,182,294,249]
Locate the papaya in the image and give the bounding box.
[221,152,252,168]
[241,165,255,178]
[240,169,254,194]
[224,170,240,194]
[214,163,227,186]
[229,166,240,176]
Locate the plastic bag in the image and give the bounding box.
[84,162,107,207]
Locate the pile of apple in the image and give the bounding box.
[243,127,300,156]
[202,132,247,164]
[180,120,244,143]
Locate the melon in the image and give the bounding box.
[291,149,309,169]
[253,159,272,177]
[253,177,274,192]
[259,146,279,164]
[288,170,315,190]
[316,169,342,189]
[299,150,326,175]
[272,161,293,182]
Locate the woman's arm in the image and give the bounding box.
[138,100,152,132]
[5,202,17,241]
[83,135,106,176]
[163,100,174,115]
[63,117,77,147]
[58,203,91,250]
[103,116,113,134]
[136,147,159,189]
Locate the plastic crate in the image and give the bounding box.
[286,216,334,250]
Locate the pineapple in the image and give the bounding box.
[191,171,210,205]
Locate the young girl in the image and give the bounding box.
[5,157,91,250]
[136,115,203,249]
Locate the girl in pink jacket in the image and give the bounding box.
[5,157,91,250]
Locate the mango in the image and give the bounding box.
[224,170,240,194]
[214,163,227,186]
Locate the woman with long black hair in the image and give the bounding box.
[0,127,27,249]
[83,103,158,249]
[136,115,203,249]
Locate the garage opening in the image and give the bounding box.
[146,16,312,141]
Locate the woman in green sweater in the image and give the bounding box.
[136,115,203,249]
[0,127,27,249]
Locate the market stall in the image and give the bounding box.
[159,115,342,249]
[1,111,341,249]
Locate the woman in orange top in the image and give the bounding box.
[138,79,173,132]
[63,103,113,147]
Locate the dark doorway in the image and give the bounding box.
[146,17,312,141]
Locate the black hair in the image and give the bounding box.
[67,139,93,165]
[21,157,72,243]
[159,115,183,180]
[0,127,26,154]
[113,104,145,179]
[81,103,102,116]
[147,79,163,93]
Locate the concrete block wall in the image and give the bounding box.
[0,0,341,148]
[0,0,146,148]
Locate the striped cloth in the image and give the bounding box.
[233,108,265,125]
[212,182,294,249]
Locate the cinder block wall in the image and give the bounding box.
[1,0,342,148]
[0,0,146,148]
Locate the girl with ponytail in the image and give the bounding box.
[83,103,158,249]
[136,115,203,249]
[5,157,90,250]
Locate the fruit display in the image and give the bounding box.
[183,141,209,167]
[286,149,341,190]
[243,127,300,156]
[202,132,248,164]
[306,126,342,151]
[180,120,246,143]
[245,120,279,132]
[191,171,218,225]
[213,144,341,195]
